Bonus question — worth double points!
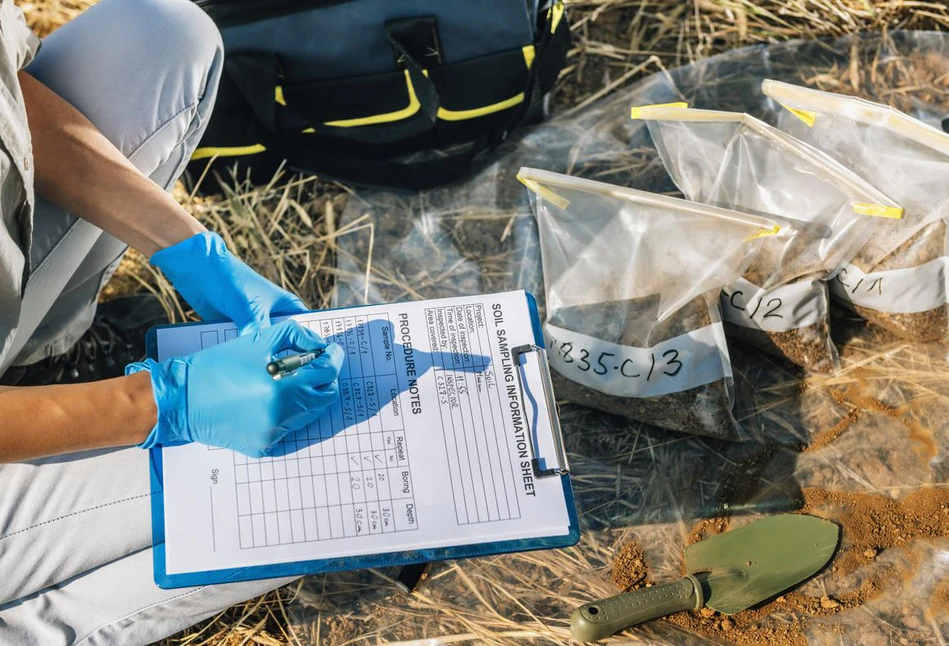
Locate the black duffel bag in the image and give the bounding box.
[188,0,570,191]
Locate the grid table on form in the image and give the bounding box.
[197,314,418,549]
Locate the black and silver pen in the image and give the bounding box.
[266,349,325,378]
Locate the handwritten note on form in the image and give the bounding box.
[153,291,572,576]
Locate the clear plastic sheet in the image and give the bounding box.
[518,167,777,440]
[290,32,949,645]
[634,107,900,373]
[762,79,949,343]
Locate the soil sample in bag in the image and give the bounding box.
[840,220,949,341]
[546,293,740,440]
[520,166,780,440]
[728,231,835,371]
[764,80,948,343]
[637,106,901,373]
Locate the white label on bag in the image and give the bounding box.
[830,258,949,314]
[720,278,827,332]
[544,322,731,398]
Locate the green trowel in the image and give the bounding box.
[571,514,840,642]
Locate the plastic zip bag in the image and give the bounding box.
[763,79,949,342]
[633,106,902,373]
[518,166,781,440]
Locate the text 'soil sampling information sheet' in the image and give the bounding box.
[154,291,571,576]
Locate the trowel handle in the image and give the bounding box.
[570,575,705,642]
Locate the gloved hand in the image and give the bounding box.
[151,231,308,335]
[128,320,344,457]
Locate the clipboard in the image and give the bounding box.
[147,291,579,589]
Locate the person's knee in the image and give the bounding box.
[29,0,224,106]
[130,0,224,101]
[23,0,224,173]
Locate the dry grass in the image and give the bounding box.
[15,0,91,37]
[13,0,949,645]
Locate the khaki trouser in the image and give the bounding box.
[0,1,294,643]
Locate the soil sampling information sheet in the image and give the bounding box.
[153,290,571,576]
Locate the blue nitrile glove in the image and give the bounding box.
[127,320,344,457]
[151,232,308,335]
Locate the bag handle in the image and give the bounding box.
[296,25,441,145]
[224,24,442,146]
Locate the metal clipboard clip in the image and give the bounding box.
[512,344,569,479]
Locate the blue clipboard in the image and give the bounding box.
[147,292,580,589]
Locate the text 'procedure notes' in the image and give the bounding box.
[156,291,570,575]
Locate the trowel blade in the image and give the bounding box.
[685,514,839,615]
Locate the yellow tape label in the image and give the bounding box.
[517,174,570,210]
[781,104,816,127]
[852,203,904,219]
[744,224,782,241]
[630,102,689,119]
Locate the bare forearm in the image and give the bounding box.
[0,373,155,462]
[19,71,204,257]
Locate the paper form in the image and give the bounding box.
[155,290,572,575]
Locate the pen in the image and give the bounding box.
[267,349,325,378]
